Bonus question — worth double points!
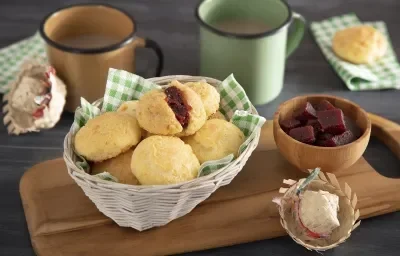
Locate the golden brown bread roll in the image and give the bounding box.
[117,100,148,138]
[208,110,226,121]
[117,100,138,117]
[141,130,155,139]
[136,80,206,137]
[185,81,220,118]
[91,149,139,185]
[131,136,200,185]
[183,119,245,164]
[74,112,142,162]
[332,25,387,64]
[136,88,182,135]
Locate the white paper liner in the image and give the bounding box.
[2,60,66,135]
[273,170,361,252]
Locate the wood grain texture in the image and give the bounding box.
[1,0,400,255]
[19,117,400,256]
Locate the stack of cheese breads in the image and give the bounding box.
[74,80,245,185]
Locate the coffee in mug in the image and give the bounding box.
[213,19,272,35]
[58,34,122,49]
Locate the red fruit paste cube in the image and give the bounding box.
[316,109,346,135]
[315,100,335,111]
[280,118,301,133]
[316,130,355,147]
[318,133,333,141]
[295,102,317,121]
[288,126,316,144]
[306,119,322,134]
[316,140,336,147]
[332,130,355,146]
[316,133,336,147]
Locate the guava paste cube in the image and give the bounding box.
[307,119,322,134]
[332,130,355,146]
[315,100,336,111]
[316,130,355,147]
[316,109,346,135]
[288,126,316,144]
[316,133,336,147]
[280,118,302,133]
[318,133,333,141]
[295,102,317,121]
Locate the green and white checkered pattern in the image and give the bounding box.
[311,13,400,90]
[102,69,160,112]
[0,32,47,93]
[72,68,265,179]
[93,172,119,182]
[215,75,251,118]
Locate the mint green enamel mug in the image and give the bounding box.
[196,0,305,105]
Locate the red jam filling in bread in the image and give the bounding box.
[164,86,192,128]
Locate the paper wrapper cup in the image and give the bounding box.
[2,60,66,135]
[274,171,361,252]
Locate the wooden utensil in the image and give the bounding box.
[20,113,399,256]
[273,95,371,173]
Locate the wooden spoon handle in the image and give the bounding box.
[368,113,400,159]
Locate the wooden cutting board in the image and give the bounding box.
[20,113,400,256]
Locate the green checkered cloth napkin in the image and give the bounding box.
[311,13,400,90]
[0,32,47,93]
[72,68,265,181]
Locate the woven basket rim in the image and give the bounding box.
[64,75,261,190]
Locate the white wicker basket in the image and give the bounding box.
[63,75,261,231]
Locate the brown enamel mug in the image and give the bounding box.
[39,3,163,112]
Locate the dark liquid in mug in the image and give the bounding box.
[58,34,121,49]
[213,19,271,35]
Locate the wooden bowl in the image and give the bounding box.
[273,95,371,173]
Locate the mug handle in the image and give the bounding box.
[286,12,306,58]
[134,37,164,77]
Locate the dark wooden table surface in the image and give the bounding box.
[0,0,399,255]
